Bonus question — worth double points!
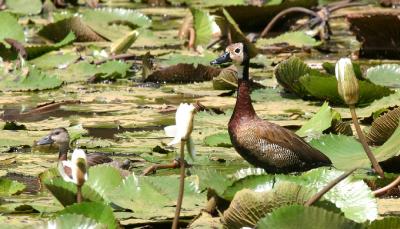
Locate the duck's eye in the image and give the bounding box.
[54,132,60,135]
[234,48,241,54]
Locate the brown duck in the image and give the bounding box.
[210,43,332,173]
[37,127,130,169]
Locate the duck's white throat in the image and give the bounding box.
[236,65,244,79]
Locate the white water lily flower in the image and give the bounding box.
[58,149,88,186]
[164,103,196,159]
[335,58,359,105]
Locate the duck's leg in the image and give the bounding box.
[141,159,190,176]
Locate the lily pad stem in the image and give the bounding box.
[349,105,384,178]
[172,140,186,229]
[305,168,356,206]
[77,185,82,203]
[373,175,400,197]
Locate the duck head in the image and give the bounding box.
[37,127,70,147]
[210,43,249,80]
[210,43,249,65]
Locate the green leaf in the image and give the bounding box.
[0,178,25,196]
[366,64,400,88]
[274,56,310,97]
[82,8,151,41]
[311,124,400,170]
[84,165,123,202]
[203,132,232,147]
[109,174,204,219]
[94,61,131,80]
[222,182,314,228]
[30,51,80,70]
[192,168,234,195]
[296,102,335,138]
[257,205,363,229]
[57,202,117,229]
[5,0,42,15]
[191,8,217,46]
[0,12,24,46]
[26,32,76,60]
[368,217,400,229]
[0,66,63,92]
[44,177,103,206]
[257,31,321,48]
[159,51,218,68]
[222,174,275,200]
[45,213,105,228]
[299,74,393,106]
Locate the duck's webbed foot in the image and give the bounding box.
[141,158,190,176]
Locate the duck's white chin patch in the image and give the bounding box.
[236,65,244,79]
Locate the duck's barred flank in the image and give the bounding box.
[212,42,332,173]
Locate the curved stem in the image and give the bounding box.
[77,185,83,203]
[260,7,320,38]
[172,140,186,229]
[305,168,356,206]
[349,105,384,178]
[373,176,400,197]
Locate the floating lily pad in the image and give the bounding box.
[257,31,321,48]
[191,8,219,46]
[0,12,24,47]
[0,66,63,92]
[369,217,400,229]
[84,165,123,202]
[310,123,400,171]
[257,205,362,229]
[109,174,204,219]
[45,213,105,229]
[82,8,151,41]
[5,0,42,15]
[296,102,337,138]
[0,178,26,196]
[366,64,400,88]
[26,32,76,60]
[203,132,232,147]
[30,50,80,70]
[56,202,117,229]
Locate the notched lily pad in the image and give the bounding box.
[0,178,26,196]
[366,64,400,88]
[257,31,321,49]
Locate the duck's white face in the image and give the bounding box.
[226,43,244,65]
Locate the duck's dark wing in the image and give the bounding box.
[256,120,332,165]
[87,153,113,166]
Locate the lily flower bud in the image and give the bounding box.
[335,58,359,105]
[58,149,88,186]
[164,103,196,159]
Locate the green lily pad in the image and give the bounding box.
[203,132,232,147]
[191,8,219,46]
[0,178,25,196]
[257,31,321,48]
[299,73,393,106]
[296,102,337,138]
[84,165,123,202]
[366,64,400,88]
[45,213,105,229]
[56,202,117,229]
[0,66,63,92]
[109,174,204,219]
[26,32,76,60]
[5,0,42,15]
[369,217,400,229]
[192,168,234,196]
[274,56,310,97]
[30,50,80,70]
[0,12,24,47]
[159,51,218,68]
[310,123,400,170]
[82,8,151,41]
[257,205,363,229]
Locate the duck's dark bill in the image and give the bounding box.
[37,135,54,145]
[210,52,231,65]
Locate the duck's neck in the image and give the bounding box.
[58,143,69,161]
[232,61,256,120]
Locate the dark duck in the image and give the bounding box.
[37,127,129,169]
[210,43,332,173]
